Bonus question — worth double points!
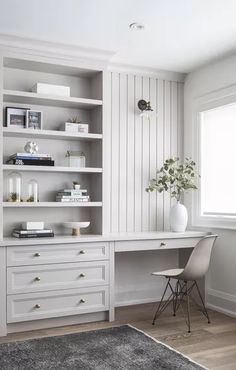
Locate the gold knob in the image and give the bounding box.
[79,250,85,254]
[35,304,41,309]
[160,242,166,247]
[34,276,41,281]
[80,273,85,278]
[80,298,86,303]
[34,252,40,257]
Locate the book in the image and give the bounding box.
[13,229,53,234]
[56,195,89,199]
[12,232,54,238]
[8,159,55,166]
[56,198,89,202]
[9,153,51,159]
[59,189,87,193]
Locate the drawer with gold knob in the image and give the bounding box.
[7,286,109,323]
[7,261,109,295]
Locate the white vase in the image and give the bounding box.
[170,201,188,232]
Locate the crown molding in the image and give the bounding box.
[108,62,186,83]
[0,33,115,67]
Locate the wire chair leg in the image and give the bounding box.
[173,280,179,316]
[186,281,191,333]
[152,278,172,325]
[194,280,211,324]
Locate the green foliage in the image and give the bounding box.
[146,157,198,201]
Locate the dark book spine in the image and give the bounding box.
[13,233,54,238]
[9,159,55,166]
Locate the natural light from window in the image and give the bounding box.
[200,102,236,216]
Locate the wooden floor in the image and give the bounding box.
[0,303,236,370]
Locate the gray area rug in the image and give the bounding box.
[0,325,206,370]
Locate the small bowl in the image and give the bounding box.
[63,222,90,236]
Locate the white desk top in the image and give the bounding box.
[1,231,208,246]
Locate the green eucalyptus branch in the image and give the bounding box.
[146,157,198,201]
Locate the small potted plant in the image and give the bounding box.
[63,116,88,133]
[146,157,198,232]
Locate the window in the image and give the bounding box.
[193,94,236,229]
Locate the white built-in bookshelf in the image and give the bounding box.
[1,56,104,238]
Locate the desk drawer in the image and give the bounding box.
[7,286,109,323]
[7,261,109,294]
[7,243,109,266]
[115,237,201,252]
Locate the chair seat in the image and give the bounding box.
[151,268,184,278]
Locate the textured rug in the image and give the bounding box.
[0,325,207,370]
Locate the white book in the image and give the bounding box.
[32,83,70,97]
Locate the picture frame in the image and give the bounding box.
[26,110,43,130]
[6,107,30,128]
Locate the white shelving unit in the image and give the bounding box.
[1,55,104,238]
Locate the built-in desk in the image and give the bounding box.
[0,231,207,336]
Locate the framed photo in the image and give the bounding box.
[26,110,43,130]
[6,107,29,128]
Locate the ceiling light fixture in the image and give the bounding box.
[129,22,145,31]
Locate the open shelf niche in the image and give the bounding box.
[1,56,105,238]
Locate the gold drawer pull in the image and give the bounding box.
[34,253,41,257]
[80,273,85,278]
[160,242,166,247]
[34,276,41,281]
[35,304,41,309]
[79,250,85,255]
[80,298,86,304]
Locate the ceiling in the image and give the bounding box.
[0,0,236,73]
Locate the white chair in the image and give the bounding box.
[151,235,218,332]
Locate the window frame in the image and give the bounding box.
[192,84,236,230]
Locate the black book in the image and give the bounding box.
[8,159,55,166]
[12,232,54,238]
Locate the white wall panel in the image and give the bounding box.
[107,72,184,233]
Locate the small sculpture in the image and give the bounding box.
[24,141,39,155]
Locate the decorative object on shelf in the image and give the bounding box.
[146,157,198,232]
[63,117,89,133]
[22,221,44,230]
[24,141,39,154]
[12,228,54,238]
[56,186,89,202]
[137,99,154,119]
[66,151,86,167]
[7,150,54,166]
[7,171,22,202]
[27,179,39,202]
[5,107,30,128]
[73,181,80,190]
[32,82,70,97]
[63,221,90,236]
[26,110,43,130]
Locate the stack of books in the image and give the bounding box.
[7,152,54,166]
[56,188,90,202]
[12,228,54,238]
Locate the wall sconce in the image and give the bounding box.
[138,99,153,118]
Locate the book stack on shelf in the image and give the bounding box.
[12,222,54,238]
[6,152,54,166]
[56,188,90,202]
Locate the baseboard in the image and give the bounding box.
[206,288,236,317]
[115,297,158,307]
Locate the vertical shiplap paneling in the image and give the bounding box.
[108,72,183,233]
[119,74,128,231]
[126,74,135,232]
[110,72,120,232]
[142,77,150,231]
[177,83,184,161]
[149,78,157,231]
[134,76,143,231]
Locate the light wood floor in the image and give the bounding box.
[0,303,236,370]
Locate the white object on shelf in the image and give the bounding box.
[32,83,70,97]
[66,151,86,167]
[63,221,90,236]
[22,221,44,230]
[63,122,89,133]
[170,201,188,232]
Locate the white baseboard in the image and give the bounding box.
[115,297,158,307]
[206,288,236,318]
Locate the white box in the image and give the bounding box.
[32,83,70,97]
[22,221,44,230]
[63,122,89,133]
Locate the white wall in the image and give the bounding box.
[105,70,184,305]
[185,53,236,317]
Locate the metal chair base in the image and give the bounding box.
[152,278,210,333]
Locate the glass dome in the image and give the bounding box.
[27,179,39,202]
[7,171,22,202]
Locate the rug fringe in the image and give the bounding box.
[127,324,209,370]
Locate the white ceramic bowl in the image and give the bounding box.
[63,222,90,229]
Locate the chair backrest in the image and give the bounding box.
[179,235,218,281]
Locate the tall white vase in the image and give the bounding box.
[170,201,188,232]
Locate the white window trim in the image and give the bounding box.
[191,84,236,230]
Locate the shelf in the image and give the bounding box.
[3,165,102,173]
[3,128,103,141]
[3,202,102,208]
[3,89,103,109]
